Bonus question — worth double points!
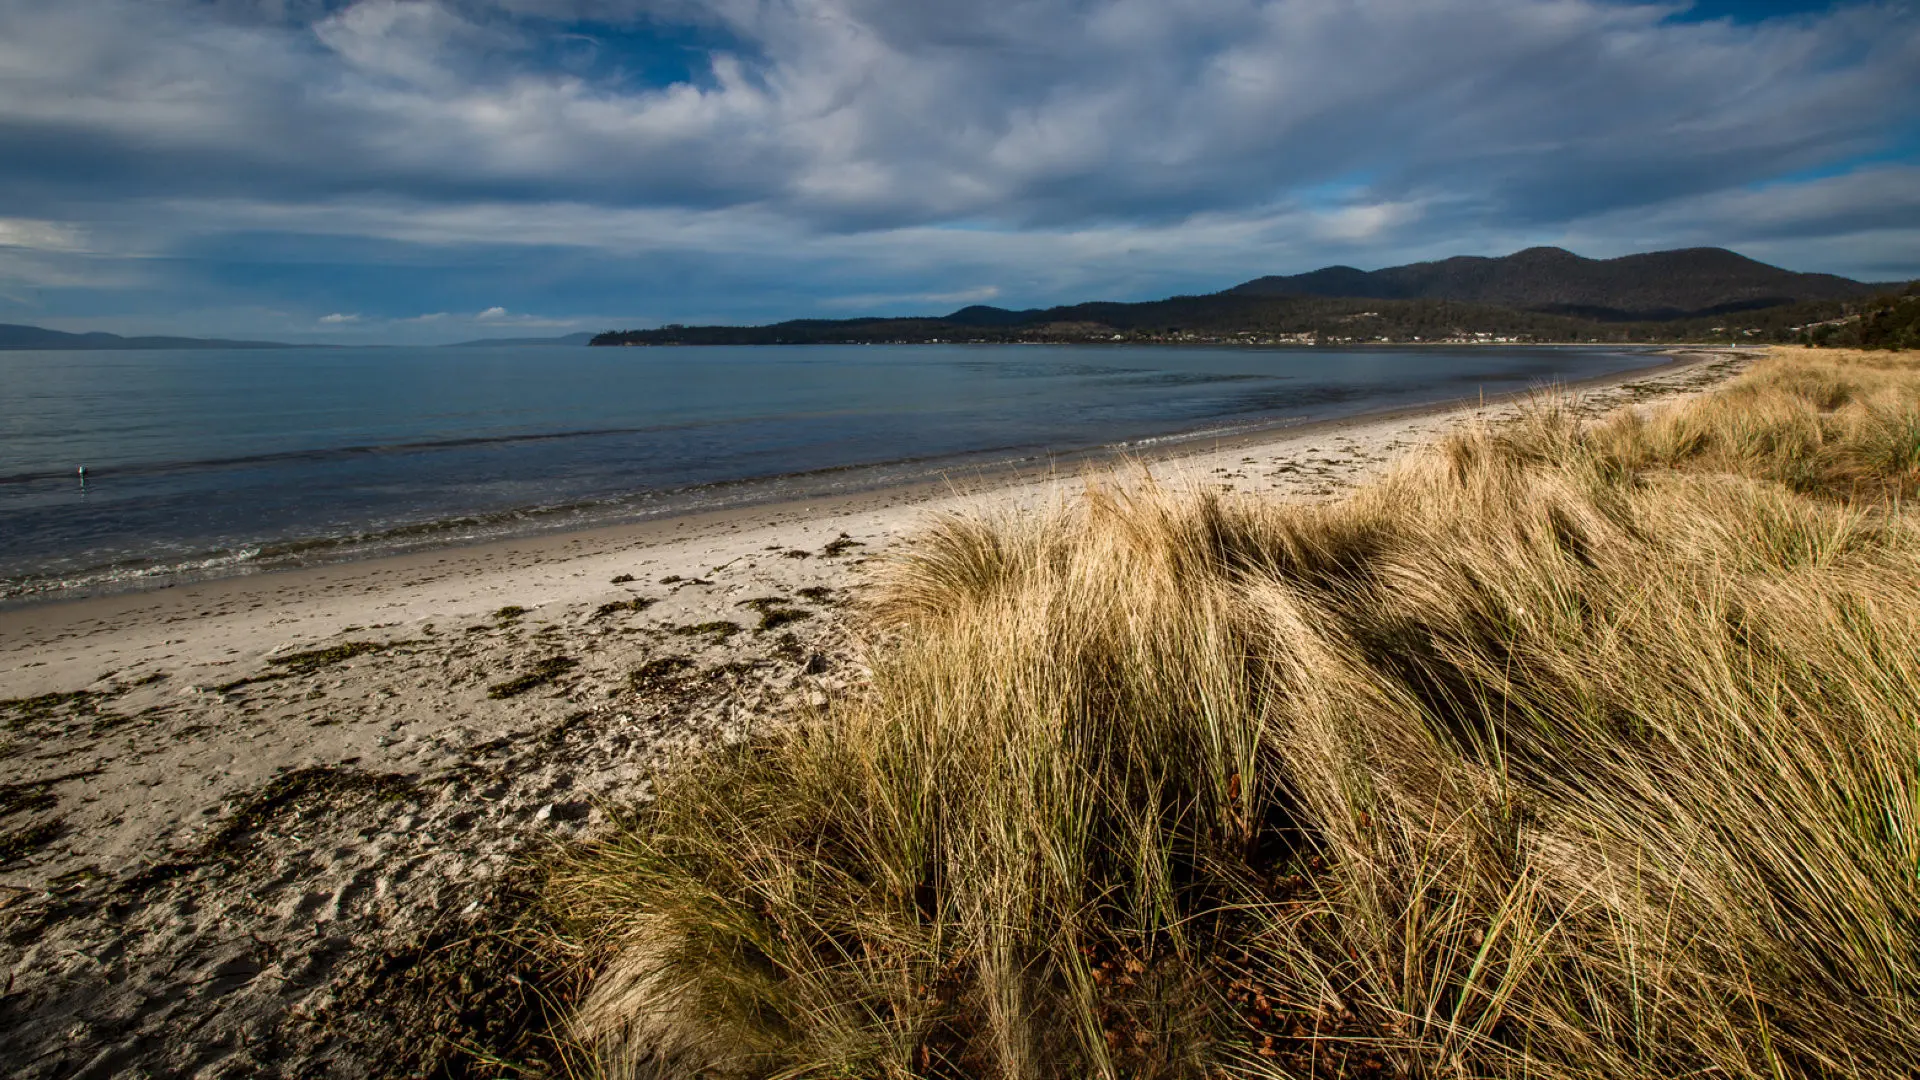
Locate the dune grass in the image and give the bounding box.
[545,346,1920,1079]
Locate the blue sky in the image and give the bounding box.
[0,0,1915,343]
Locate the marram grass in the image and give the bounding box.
[546,347,1920,1079]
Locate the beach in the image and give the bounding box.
[0,350,1745,1077]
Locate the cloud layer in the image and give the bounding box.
[0,0,1915,339]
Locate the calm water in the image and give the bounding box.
[0,343,1659,600]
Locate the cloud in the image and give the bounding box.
[0,0,1913,336]
[822,285,1004,310]
[3,1,1914,226]
[318,312,362,323]
[0,217,89,252]
[476,305,509,319]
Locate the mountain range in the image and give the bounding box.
[0,324,298,350]
[1223,247,1878,320]
[594,247,1903,347]
[442,332,597,347]
[3,249,1902,350]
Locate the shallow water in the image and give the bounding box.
[0,343,1658,599]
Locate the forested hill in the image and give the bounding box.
[1225,247,1879,320]
[591,247,1907,348]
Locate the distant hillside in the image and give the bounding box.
[1801,283,1920,351]
[1225,247,1879,320]
[0,323,295,350]
[444,332,597,347]
[593,247,1904,349]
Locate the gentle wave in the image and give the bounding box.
[0,443,1058,603]
[0,422,741,486]
[1,547,264,601]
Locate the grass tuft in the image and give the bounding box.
[548,347,1920,1080]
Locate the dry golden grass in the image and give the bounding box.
[547,348,1920,1079]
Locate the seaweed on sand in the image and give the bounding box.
[670,620,741,644]
[488,656,580,699]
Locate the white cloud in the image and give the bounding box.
[476,305,509,319]
[312,0,509,91]
[318,312,362,323]
[0,218,89,252]
[1311,201,1428,244]
[822,285,1003,310]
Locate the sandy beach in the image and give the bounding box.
[0,350,1747,1078]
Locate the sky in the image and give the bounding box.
[0,0,1916,344]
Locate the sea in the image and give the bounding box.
[0,343,1663,602]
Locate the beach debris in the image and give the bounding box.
[215,640,405,694]
[630,656,695,693]
[0,819,63,868]
[269,640,389,672]
[486,656,578,699]
[736,596,813,631]
[822,534,865,557]
[671,620,741,644]
[590,597,654,620]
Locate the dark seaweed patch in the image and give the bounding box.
[0,819,63,868]
[0,783,59,821]
[269,640,390,672]
[0,689,106,731]
[591,597,655,620]
[124,766,421,890]
[770,633,807,664]
[206,767,420,856]
[538,709,599,749]
[310,867,577,1079]
[757,608,812,631]
[630,656,696,693]
[822,535,865,557]
[737,596,814,631]
[218,640,404,693]
[705,660,761,681]
[488,656,579,699]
